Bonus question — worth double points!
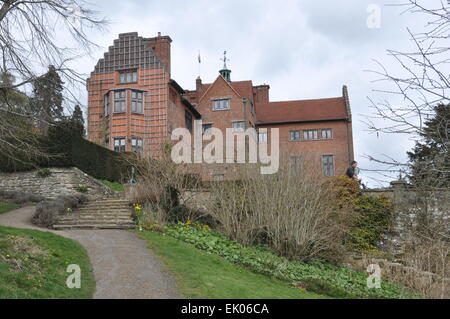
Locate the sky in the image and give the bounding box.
[70,0,437,187]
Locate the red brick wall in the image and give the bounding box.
[87,67,171,156]
[257,120,353,176]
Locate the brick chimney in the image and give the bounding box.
[253,85,270,103]
[147,32,172,76]
[196,76,203,94]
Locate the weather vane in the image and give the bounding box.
[221,50,229,69]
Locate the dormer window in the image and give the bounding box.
[120,71,137,84]
[213,99,230,111]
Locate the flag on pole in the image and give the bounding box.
[198,52,201,63]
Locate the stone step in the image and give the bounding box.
[74,209,132,213]
[75,206,131,210]
[53,224,135,230]
[58,217,133,222]
[56,219,134,225]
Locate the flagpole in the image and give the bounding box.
[198,50,201,78]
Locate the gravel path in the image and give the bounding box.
[0,206,178,299]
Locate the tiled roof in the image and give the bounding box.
[255,97,349,124]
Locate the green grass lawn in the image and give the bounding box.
[0,226,95,299]
[138,231,327,299]
[97,179,125,192]
[0,203,20,215]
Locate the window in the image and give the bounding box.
[232,121,245,132]
[202,124,212,135]
[290,156,302,177]
[114,90,126,113]
[131,91,143,114]
[289,130,301,141]
[213,99,230,111]
[322,129,333,140]
[114,138,126,152]
[131,137,143,153]
[322,155,335,177]
[119,71,137,84]
[258,131,268,143]
[304,130,319,141]
[105,93,110,116]
[185,111,193,133]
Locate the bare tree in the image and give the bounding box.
[0,0,107,165]
[365,0,449,183]
[366,2,449,296]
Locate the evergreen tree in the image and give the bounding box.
[407,103,450,188]
[71,104,85,137]
[30,65,64,134]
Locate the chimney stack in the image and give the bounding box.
[196,76,202,93]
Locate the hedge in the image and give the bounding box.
[0,121,131,183]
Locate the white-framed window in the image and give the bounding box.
[202,124,213,135]
[131,137,143,153]
[114,90,126,113]
[213,99,230,111]
[258,131,268,143]
[114,138,126,153]
[131,91,143,114]
[304,130,319,141]
[105,93,110,116]
[322,129,333,140]
[289,130,301,141]
[322,155,335,177]
[232,121,245,132]
[120,71,137,84]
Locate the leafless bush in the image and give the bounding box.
[208,156,346,262]
[32,194,87,228]
[128,144,205,226]
[0,189,45,204]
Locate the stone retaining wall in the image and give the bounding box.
[0,167,113,199]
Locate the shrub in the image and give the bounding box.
[0,189,45,204]
[75,185,89,193]
[207,158,345,263]
[32,194,87,228]
[345,195,393,253]
[36,168,52,178]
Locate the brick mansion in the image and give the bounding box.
[86,32,354,180]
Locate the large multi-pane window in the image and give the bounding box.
[322,155,335,177]
[304,130,319,141]
[120,71,137,84]
[213,99,230,111]
[258,131,268,143]
[289,130,301,141]
[131,137,143,153]
[185,111,193,133]
[104,93,110,116]
[322,129,333,140]
[232,121,245,132]
[131,91,143,114]
[114,138,126,153]
[114,90,126,113]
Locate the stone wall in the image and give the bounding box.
[0,167,113,199]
